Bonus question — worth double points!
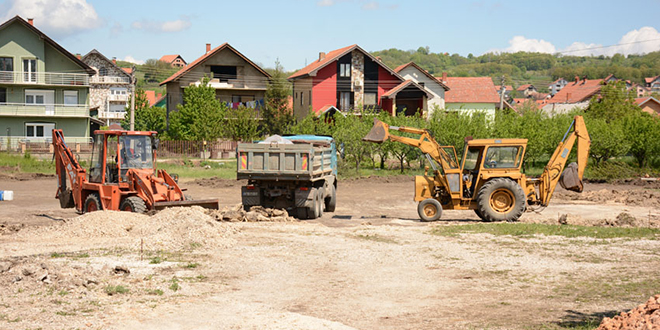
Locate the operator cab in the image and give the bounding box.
[459,139,527,198]
[88,130,158,184]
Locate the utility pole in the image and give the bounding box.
[130,66,136,131]
[499,75,505,110]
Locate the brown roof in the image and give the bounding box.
[636,97,660,116]
[443,77,500,103]
[393,62,449,91]
[159,54,183,63]
[144,91,162,107]
[516,84,534,91]
[0,16,95,75]
[160,43,270,85]
[381,80,431,99]
[121,67,133,74]
[547,79,603,104]
[645,76,660,84]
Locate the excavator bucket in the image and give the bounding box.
[362,118,390,143]
[153,198,220,211]
[559,162,583,192]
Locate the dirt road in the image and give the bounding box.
[1,175,659,329]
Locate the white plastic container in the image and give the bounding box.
[0,190,13,201]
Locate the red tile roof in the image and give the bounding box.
[160,43,270,86]
[442,77,500,103]
[495,85,513,91]
[121,67,133,74]
[144,91,162,107]
[516,84,533,91]
[288,45,357,80]
[393,62,449,91]
[547,79,603,104]
[645,76,660,84]
[159,54,182,63]
[381,80,430,98]
[636,97,660,116]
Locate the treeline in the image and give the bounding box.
[371,47,660,86]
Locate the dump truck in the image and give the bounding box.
[363,115,591,222]
[237,135,337,219]
[53,129,219,213]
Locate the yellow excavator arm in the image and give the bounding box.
[363,118,458,170]
[536,115,591,206]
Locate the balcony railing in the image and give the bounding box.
[0,103,89,117]
[99,111,126,119]
[0,136,92,152]
[0,71,89,86]
[108,94,130,102]
[90,76,131,84]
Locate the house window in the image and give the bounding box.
[0,57,12,82]
[210,66,237,82]
[109,103,125,112]
[25,123,55,139]
[339,92,352,110]
[23,59,36,83]
[63,90,78,106]
[0,87,6,104]
[110,87,128,95]
[300,92,304,106]
[99,67,107,76]
[25,93,44,105]
[364,93,377,106]
[339,63,351,78]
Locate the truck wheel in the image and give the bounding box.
[476,178,525,222]
[417,198,442,222]
[120,196,147,214]
[325,185,336,212]
[306,188,320,219]
[83,193,102,213]
[297,208,309,220]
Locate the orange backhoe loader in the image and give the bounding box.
[53,129,219,213]
[363,115,591,222]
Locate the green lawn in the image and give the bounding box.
[431,223,660,240]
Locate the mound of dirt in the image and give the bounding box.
[613,178,660,189]
[207,204,297,222]
[0,170,55,181]
[597,294,660,330]
[18,206,238,251]
[556,188,660,208]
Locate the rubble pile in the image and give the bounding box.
[207,204,297,222]
[557,189,660,208]
[597,295,660,330]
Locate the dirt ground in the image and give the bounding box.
[1,174,660,329]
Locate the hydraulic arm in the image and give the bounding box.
[52,129,87,208]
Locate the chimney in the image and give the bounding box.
[441,72,448,83]
[319,52,326,61]
[27,18,34,26]
[582,75,587,84]
[574,75,579,84]
[112,57,116,65]
[206,43,211,53]
[75,53,81,59]
[375,56,381,61]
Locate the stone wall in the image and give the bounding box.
[83,53,134,119]
[351,50,364,108]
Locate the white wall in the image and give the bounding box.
[397,66,445,118]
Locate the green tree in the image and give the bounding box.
[586,117,630,165]
[223,106,261,141]
[141,59,178,85]
[586,81,637,121]
[121,88,166,133]
[168,78,225,141]
[624,112,660,167]
[263,59,294,135]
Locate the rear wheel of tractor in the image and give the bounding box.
[476,178,525,222]
[119,196,147,214]
[417,198,443,222]
[325,185,336,212]
[306,188,320,219]
[474,208,486,221]
[83,193,102,213]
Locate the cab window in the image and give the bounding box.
[483,146,523,168]
[463,147,482,171]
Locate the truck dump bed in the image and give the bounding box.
[237,136,336,182]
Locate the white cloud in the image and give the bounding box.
[131,16,192,33]
[362,1,379,10]
[492,27,660,56]
[122,56,144,65]
[317,0,335,6]
[0,0,102,38]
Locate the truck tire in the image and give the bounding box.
[476,178,525,222]
[417,198,442,222]
[120,196,147,214]
[297,208,309,220]
[317,188,324,218]
[325,185,336,212]
[306,188,320,219]
[83,193,102,213]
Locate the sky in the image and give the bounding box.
[1,0,660,71]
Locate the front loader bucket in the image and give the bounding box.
[153,198,220,211]
[559,162,583,192]
[362,118,389,143]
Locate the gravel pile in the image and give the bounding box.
[19,206,237,251]
[207,204,297,222]
[597,294,660,330]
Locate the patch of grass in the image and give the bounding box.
[149,256,163,264]
[352,233,399,244]
[158,160,236,179]
[8,316,21,322]
[553,274,660,303]
[169,278,180,292]
[57,290,69,296]
[50,252,65,258]
[105,285,129,295]
[55,311,76,317]
[182,262,199,269]
[430,223,660,240]
[147,289,164,296]
[189,242,203,249]
[0,152,55,174]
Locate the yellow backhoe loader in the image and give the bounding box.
[363,116,591,222]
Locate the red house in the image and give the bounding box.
[288,44,429,120]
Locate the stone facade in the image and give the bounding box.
[351,50,365,108]
[82,51,134,123]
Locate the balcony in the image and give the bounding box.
[108,94,130,102]
[0,71,89,86]
[90,76,131,84]
[0,103,89,117]
[99,111,126,120]
[199,78,267,90]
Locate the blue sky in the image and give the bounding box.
[2,0,660,71]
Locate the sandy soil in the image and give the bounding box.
[1,174,659,329]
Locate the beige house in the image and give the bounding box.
[160,43,271,124]
[394,62,449,118]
